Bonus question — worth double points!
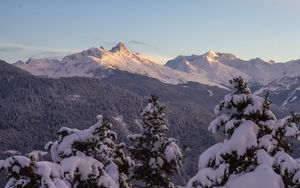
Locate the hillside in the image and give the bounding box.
[0,60,218,183]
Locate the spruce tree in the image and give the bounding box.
[46,115,133,188]
[128,95,183,188]
[187,77,300,188]
[0,155,68,187]
[0,115,132,188]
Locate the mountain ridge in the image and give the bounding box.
[14,43,227,89]
[12,42,300,95]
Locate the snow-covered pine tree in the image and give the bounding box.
[128,95,183,188]
[186,77,300,188]
[46,115,133,188]
[0,154,68,187]
[0,115,132,188]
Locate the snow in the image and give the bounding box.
[60,152,104,180]
[127,133,142,140]
[197,143,223,169]
[13,43,227,89]
[112,115,127,127]
[223,121,258,156]
[105,162,119,183]
[164,141,183,162]
[186,164,229,187]
[27,150,48,161]
[149,157,164,168]
[258,134,278,152]
[13,44,300,91]
[3,156,31,169]
[52,179,69,188]
[14,58,63,78]
[207,90,214,96]
[256,149,273,167]
[0,150,21,155]
[187,79,300,188]
[244,96,265,115]
[43,114,128,187]
[166,51,300,86]
[226,165,284,188]
[98,175,118,188]
[273,151,298,175]
[52,116,104,158]
[165,52,251,85]
[208,114,230,133]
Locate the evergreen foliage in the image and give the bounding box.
[0,115,133,188]
[128,95,183,188]
[187,77,300,188]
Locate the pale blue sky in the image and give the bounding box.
[1,0,300,63]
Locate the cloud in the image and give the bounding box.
[0,46,21,52]
[104,40,158,49]
[0,42,76,54]
[0,42,78,63]
[126,40,152,47]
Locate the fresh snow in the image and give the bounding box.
[226,165,284,188]
[166,51,300,86]
[13,45,300,91]
[14,42,227,89]
[187,78,300,188]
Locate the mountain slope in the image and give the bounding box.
[254,77,300,111]
[0,59,31,77]
[165,51,300,86]
[0,59,220,182]
[14,43,226,89]
[165,51,250,85]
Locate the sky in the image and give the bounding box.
[1,0,300,64]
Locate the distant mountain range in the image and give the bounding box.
[12,42,300,110]
[14,42,226,89]
[166,51,300,85]
[3,43,300,185]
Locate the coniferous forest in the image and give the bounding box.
[2,77,300,188]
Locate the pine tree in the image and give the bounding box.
[46,115,133,188]
[0,155,68,188]
[187,77,300,188]
[128,95,183,188]
[0,115,132,188]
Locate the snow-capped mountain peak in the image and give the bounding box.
[165,52,250,85]
[204,50,218,60]
[13,42,227,89]
[110,42,130,54]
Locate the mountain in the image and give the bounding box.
[13,43,300,110]
[14,42,226,89]
[0,59,31,77]
[166,51,278,85]
[0,59,222,184]
[165,51,300,109]
[254,76,300,112]
[14,44,300,89]
[103,70,227,110]
[165,51,250,85]
[165,51,300,86]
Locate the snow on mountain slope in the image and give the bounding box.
[254,77,300,107]
[13,43,227,89]
[165,51,300,85]
[14,58,63,77]
[214,56,274,84]
[165,51,250,85]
